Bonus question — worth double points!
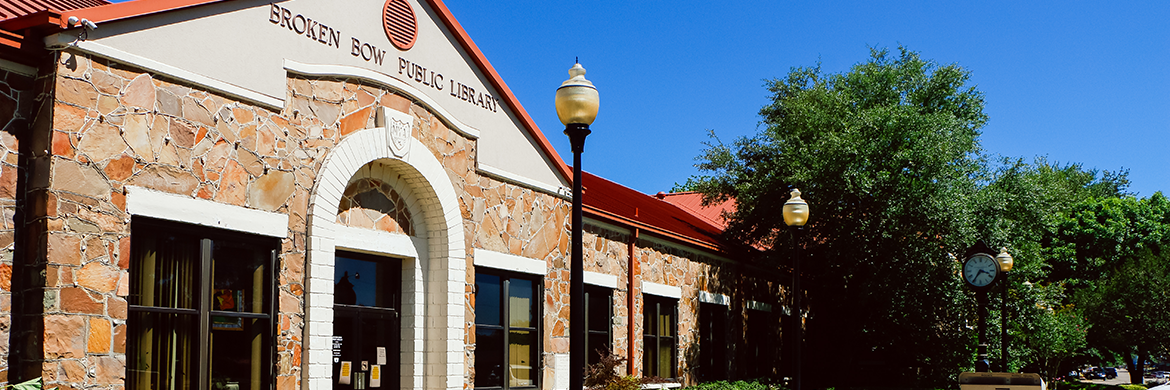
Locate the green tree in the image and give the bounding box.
[1056,194,1170,383]
[688,46,988,387]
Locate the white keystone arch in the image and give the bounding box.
[305,126,465,390]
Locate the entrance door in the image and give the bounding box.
[332,252,402,390]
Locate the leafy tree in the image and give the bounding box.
[1013,282,1088,385]
[687,46,989,387]
[683,45,1140,387]
[1054,194,1170,383]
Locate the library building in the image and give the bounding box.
[0,1,793,390]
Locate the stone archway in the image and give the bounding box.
[305,123,465,390]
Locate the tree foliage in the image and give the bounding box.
[684,46,1150,387]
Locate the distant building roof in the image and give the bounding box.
[582,171,723,250]
[0,0,109,21]
[655,191,734,230]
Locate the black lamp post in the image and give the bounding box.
[782,189,809,390]
[996,248,1013,372]
[556,62,599,390]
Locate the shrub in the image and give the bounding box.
[686,379,784,390]
[1120,385,1147,390]
[585,353,639,390]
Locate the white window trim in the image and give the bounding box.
[641,281,681,299]
[125,185,288,238]
[474,249,547,275]
[332,222,420,259]
[584,271,619,289]
[698,291,730,306]
[746,300,773,313]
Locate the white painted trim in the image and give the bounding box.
[640,234,731,263]
[641,384,682,390]
[332,222,420,259]
[50,39,285,110]
[306,128,466,390]
[477,162,567,199]
[125,186,288,238]
[583,217,633,237]
[283,60,480,140]
[474,249,547,276]
[746,300,773,313]
[641,281,681,299]
[583,271,619,289]
[0,58,36,77]
[698,291,730,306]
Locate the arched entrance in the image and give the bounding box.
[305,114,465,390]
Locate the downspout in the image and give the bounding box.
[627,227,639,375]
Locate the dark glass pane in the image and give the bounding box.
[333,307,400,390]
[587,290,609,332]
[658,337,674,378]
[210,317,269,390]
[128,311,197,390]
[508,279,534,328]
[643,302,654,336]
[587,333,610,366]
[131,232,198,309]
[642,336,655,377]
[659,307,675,337]
[475,274,502,326]
[475,328,504,388]
[211,239,269,314]
[334,254,399,308]
[508,330,535,387]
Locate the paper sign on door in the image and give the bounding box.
[338,362,352,385]
[370,365,381,388]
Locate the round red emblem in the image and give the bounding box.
[383,0,417,50]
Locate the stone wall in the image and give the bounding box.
[19,47,784,390]
[0,63,38,385]
[33,49,579,390]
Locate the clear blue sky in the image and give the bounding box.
[443,0,1169,198]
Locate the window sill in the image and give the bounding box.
[641,383,682,389]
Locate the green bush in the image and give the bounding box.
[686,379,785,390]
[1120,385,1147,390]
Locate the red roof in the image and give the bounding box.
[656,191,734,230]
[0,0,108,21]
[583,172,722,250]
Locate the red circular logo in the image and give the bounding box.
[383,0,417,50]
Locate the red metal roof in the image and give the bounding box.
[582,171,723,250]
[656,191,734,230]
[0,0,108,21]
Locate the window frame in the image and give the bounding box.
[127,217,278,390]
[642,294,677,379]
[584,285,613,365]
[473,270,542,390]
[698,302,728,381]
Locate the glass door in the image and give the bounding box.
[332,252,401,390]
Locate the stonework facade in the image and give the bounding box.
[0,1,792,390]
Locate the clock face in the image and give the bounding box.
[963,254,999,287]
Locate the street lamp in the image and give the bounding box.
[996,248,1013,372]
[783,189,809,390]
[556,61,598,390]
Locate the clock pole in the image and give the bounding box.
[976,291,990,372]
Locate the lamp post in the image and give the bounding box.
[996,248,1013,372]
[556,62,599,390]
[782,189,809,390]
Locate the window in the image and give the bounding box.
[585,286,612,366]
[697,303,728,381]
[743,308,774,378]
[333,252,401,390]
[642,295,677,379]
[128,218,276,390]
[475,272,540,389]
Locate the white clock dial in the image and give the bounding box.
[963,254,999,287]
